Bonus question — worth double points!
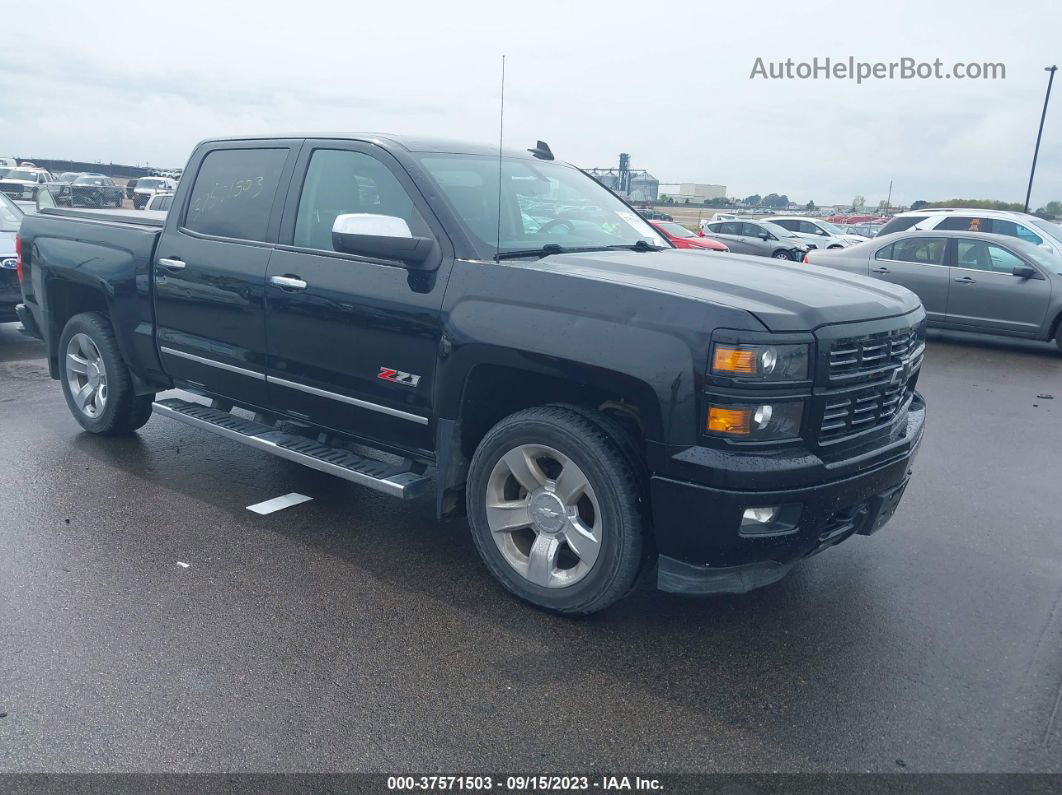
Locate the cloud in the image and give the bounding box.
[2,0,1060,207]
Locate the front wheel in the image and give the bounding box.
[773,250,793,260]
[58,312,154,435]
[1055,321,1062,352]
[466,406,646,614]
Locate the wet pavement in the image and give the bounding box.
[1,320,1060,773]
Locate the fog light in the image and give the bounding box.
[742,506,779,525]
[739,503,803,537]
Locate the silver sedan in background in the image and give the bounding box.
[807,229,1062,350]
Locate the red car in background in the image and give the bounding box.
[649,220,729,251]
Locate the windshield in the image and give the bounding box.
[818,221,845,234]
[59,172,80,182]
[656,221,696,239]
[5,170,39,181]
[137,179,165,189]
[74,176,108,186]
[416,154,666,256]
[0,192,23,231]
[1028,217,1062,241]
[759,220,797,238]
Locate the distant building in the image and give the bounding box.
[659,183,727,203]
[585,153,660,202]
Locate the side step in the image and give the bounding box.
[152,398,432,499]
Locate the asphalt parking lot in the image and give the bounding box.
[0,320,1060,774]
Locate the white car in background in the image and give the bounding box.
[699,212,738,233]
[877,208,1062,257]
[145,191,175,211]
[132,177,177,209]
[766,216,868,248]
[0,167,53,201]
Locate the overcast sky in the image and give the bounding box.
[3,0,1060,208]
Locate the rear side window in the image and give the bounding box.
[937,216,989,233]
[184,148,288,242]
[891,237,947,265]
[875,243,894,260]
[878,216,926,236]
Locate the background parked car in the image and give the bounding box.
[636,207,673,221]
[65,174,125,208]
[807,229,1062,349]
[0,192,23,323]
[125,178,139,200]
[145,191,175,211]
[0,167,52,201]
[842,222,884,238]
[132,176,177,208]
[648,220,728,251]
[766,215,868,247]
[877,208,1062,257]
[701,219,810,260]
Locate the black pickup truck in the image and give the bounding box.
[15,134,926,613]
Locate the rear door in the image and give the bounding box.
[153,141,299,406]
[868,236,950,322]
[945,238,1052,334]
[264,140,452,453]
[705,221,748,252]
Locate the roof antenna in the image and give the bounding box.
[528,141,554,160]
[495,54,506,263]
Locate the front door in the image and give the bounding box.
[868,236,951,323]
[264,141,451,454]
[154,142,297,405]
[945,238,1052,334]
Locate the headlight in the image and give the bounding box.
[710,342,809,381]
[706,401,803,441]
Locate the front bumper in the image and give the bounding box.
[652,394,925,594]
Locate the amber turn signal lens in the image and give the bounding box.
[712,346,758,375]
[707,407,751,436]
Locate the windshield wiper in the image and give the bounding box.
[604,240,667,252]
[495,243,568,260]
[496,241,666,260]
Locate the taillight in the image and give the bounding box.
[802,254,809,264]
[15,233,23,284]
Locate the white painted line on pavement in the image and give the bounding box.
[246,492,313,515]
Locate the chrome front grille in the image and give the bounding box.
[829,326,921,381]
[819,380,911,441]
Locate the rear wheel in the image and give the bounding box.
[467,406,646,614]
[58,312,154,435]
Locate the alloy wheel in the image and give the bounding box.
[484,443,602,588]
[65,333,108,418]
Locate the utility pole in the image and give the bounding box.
[1025,65,1057,214]
[885,180,893,215]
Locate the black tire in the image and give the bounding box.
[1055,321,1062,353]
[772,250,793,260]
[58,312,154,435]
[467,406,646,614]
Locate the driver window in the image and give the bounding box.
[741,223,765,237]
[294,149,428,252]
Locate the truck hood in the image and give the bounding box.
[519,249,922,332]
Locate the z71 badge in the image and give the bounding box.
[378,367,422,387]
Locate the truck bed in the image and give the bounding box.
[38,207,168,226]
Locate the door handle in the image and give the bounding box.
[157,257,186,271]
[954,276,976,284]
[269,275,308,291]
[871,267,890,274]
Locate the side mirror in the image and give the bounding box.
[1012,264,1040,279]
[760,233,770,241]
[331,214,435,269]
